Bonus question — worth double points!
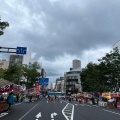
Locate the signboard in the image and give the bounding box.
[110,93,120,97]
[35,82,39,91]
[16,47,27,54]
[0,84,13,93]
[38,78,49,86]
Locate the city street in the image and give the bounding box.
[0,98,120,120]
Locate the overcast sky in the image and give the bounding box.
[0,0,119,83]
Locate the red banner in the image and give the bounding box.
[35,82,39,91]
[0,84,13,93]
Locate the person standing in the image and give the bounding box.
[7,92,14,110]
[16,94,19,103]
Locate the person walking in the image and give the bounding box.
[7,92,14,110]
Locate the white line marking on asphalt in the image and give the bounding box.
[0,112,8,117]
[62,103,74,120]
[74,104,78,106]
[36,112,41,118]
[79,104,85,106]
[83,104,92,107]
[15,103,21,105]
[18,99,43,120]
[103,109,120,116]
[93,105,99,107]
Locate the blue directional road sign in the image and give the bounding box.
[16,47,27,54]
[38,78,49,86]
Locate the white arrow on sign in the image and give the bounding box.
[35,112,41,118]
[51,112,58,119]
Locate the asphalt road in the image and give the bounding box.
[0,98,120,120]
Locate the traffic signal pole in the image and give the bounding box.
[0,46,16,53]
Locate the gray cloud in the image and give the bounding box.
[0,0,120,82]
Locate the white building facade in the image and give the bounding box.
[64,59,82,95]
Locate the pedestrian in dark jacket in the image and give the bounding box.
[7,92,14,110]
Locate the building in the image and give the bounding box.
[55,77,65,93]
[9,52,31,66]
[73,59,81,69]
[0,59,9,69]
[9,55,23,66]
[64,59,82,95]
[28,61,42,74]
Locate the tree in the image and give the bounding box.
[4,64,40,88]
[0,17,9,35]
[81,62,100,92]
[98,50,120,92]
[4,64,22,84]
[23,67,40,89]
[0,68,5,78]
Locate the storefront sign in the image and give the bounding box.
[35,82,39,91]
[24,88,35,95]
[0,84,13,93]
[110,93,120,97]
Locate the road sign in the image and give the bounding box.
[16,47,27,54]
[38,78,49,86]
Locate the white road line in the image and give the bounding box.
[0,113,8,118]
[103,109,120,116]
[74,104,78,106]
[62,103,74,120]
[18,99,43,120]
[83,104,92,107]
[15,103,22,105]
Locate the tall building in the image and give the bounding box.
[73,59,81,69]
[9,55,23,66]
[22,52,31,66]
[55,77,65,92]
[9,52,31,66]
[64,59,82,95]
[0,59,9,69]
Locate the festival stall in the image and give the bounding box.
[110,92,120,109]
[0,78,14,112]
[0,78,23,112]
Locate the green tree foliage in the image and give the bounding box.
[81,49,120,92]
[0,68,5,78]
[4,64,22,84]
[0,17,9,35]
[81,62,100,92]
[98,50,120,92]
[23,67,40,89]
[3,64,40,88]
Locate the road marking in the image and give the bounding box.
[83,104,92,107]
[51,112,57,119]
[18,99,43,120]
[74,104,78,106]
[36,112,41,118]
[103,109,120,116]
[0,112,8,117]
[62,103,74,120]
[15,103,22,105]
[93,105,99,107]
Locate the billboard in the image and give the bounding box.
[38,78,49,86]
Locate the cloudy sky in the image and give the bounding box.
[0,0,120,83]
